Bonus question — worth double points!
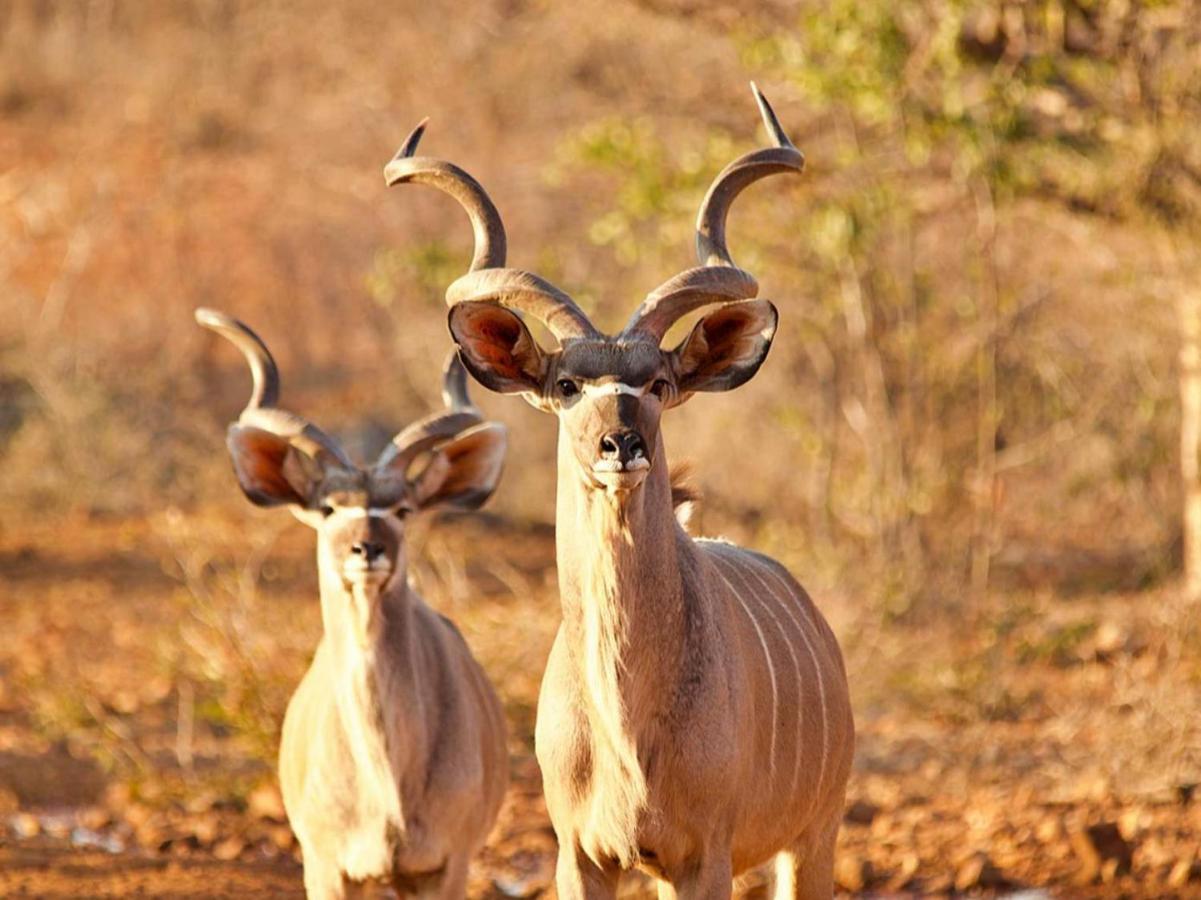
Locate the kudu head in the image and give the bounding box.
[196,309,507,596]
[387,86,801,496]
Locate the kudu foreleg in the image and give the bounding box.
[656,856,733,900]
[774,817,839,900]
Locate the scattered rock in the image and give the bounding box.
[188,813,219,846]
[134,816,166,849]
[213,836,245,861]
[834,854,873,892]
[70,825,124,854]
[266,824,295,851]
[843,799,879,826]
[1178,783,1197,806]
[1071,822,1133,884]
[184,790,219,814]
[1036,816,1064,845]
[10,812,39,839]
[40,812,73,839]
[884,852,919,891]
[122,802,153,829]
[955,852,1005,891]
[247,783,286,822]
[1168,858,1201,888]
[1091,621,1128,659]
[923,873,954,893]
[1118,807,1147,841]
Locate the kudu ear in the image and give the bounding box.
[226,425,323,507]
[670,300,778,395]
[448,303,547,395]
[410,423,508,511]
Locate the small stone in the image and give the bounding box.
[834,854,873,892]
[884,852,919,891]
[122,802,153,828]
[924,873,954,893]
[1036,816,1064,844]
[41,813,72,839]
[267,825,295,851]
[11,812,39,839]
[1092,621,1126,658]
[189,814,219,846]
[213,836,245,861]
[843,799,879,826]
[135,817,166,849]
[955,852,1004,891]
[247,783,287,822]
[1167,859,1201,887]
[1118,807,1145,841]
[184,790,218,814]
[1071,822,1133,884]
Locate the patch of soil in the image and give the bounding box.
[0,845,303,899]
[0,746,106,808]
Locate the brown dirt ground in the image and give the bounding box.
[0,845,303,899]
[2,512,1201,898]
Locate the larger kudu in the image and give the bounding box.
[386,86,853,899]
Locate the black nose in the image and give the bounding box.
[351,541,386,562]
[599,430,647,464]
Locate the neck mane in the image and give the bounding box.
[317,551,430,826]
[554,430,690,861]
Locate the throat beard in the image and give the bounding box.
[346,580,385,646]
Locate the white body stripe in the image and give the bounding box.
[739,556,830,804]
[710,552,804,802]
[709,561,778,782]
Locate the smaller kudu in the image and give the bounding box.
[388,88,854,899]
[196,309,508,900]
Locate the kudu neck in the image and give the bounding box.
[315,543,430,810]
[555,432,683,594]
[555,430,688,716]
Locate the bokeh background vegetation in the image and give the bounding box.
[2,0,1200,894]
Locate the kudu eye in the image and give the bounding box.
[556,378,580,398]
[320,504,335,518]
[650,378,671,400]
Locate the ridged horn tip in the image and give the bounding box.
[387,117,431,174]
[750,82,794,150]
[195,307,228,329]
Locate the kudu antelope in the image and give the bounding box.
[195,309,508,899]
[387,88,854,899]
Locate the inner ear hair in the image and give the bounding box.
[673,300,777,393]
[227,425,319,507]
[449,303,546,394]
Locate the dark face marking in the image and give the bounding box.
[555,341,664,385]
[296,469,413,591]
[544,339,677,492]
